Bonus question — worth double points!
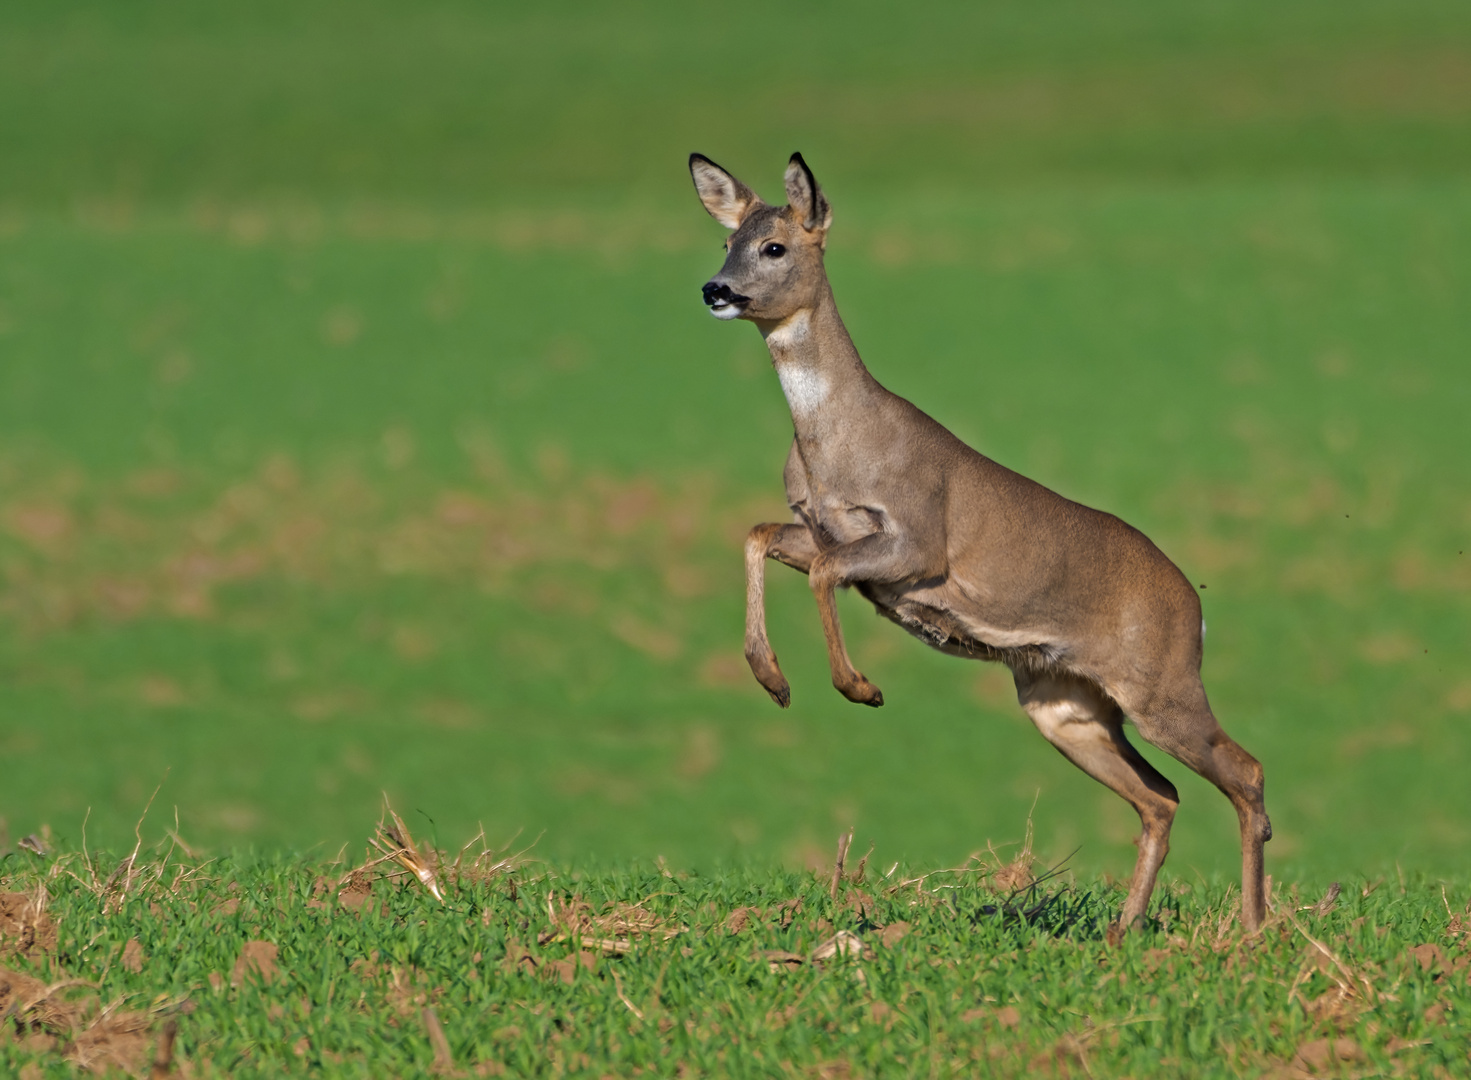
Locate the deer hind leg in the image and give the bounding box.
[1128,684,1270,933]
[1015,671,1180,931]
[744,523,817,707]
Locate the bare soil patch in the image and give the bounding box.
[0,891,56,960]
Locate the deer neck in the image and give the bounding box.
[757,286,875,436]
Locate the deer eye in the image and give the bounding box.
[761,243,787,258]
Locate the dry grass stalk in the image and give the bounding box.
[444,828,488,888]
[829,829,854,901]
[164,806,199,861]
[611,970,645,1021]
[989,806,1037,893]
[886,808,1046,902]
[1187,885,1249,953]
[1284,907,1378,1017]
[1301,881,1341,917]
[1442,886,1470,939]
[810,930,868,962]
[65,784,194,915]
[541,891,685,955]
[366,798,445,904]
[115,780,167,906]
[341,809,538,907]
[886,858,995,897]
[456,826,540,889]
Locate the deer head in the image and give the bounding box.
[690,152,833,324]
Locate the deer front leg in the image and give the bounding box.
[809,531,936,708]
[744,522,818,707]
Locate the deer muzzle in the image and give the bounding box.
[702,281,749,319]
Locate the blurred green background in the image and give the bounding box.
[1,1,1467,880]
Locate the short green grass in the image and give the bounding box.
[2,840,1469,1078]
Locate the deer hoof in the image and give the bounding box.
[746,651,791,708]
[839,677,884,707]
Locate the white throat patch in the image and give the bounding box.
[763,311,827,419]
[776,363,829,419]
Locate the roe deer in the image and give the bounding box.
[689,152,1271,933]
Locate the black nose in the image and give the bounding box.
[702,281,747,306]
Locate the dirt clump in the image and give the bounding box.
[231,940,280,987]
[67,1008,155,1075]
[2,965,156,1075]
[120,938,146,974]
[501,939,538,976]
[1294,1036,1363,1071]
[879,921,911,948]
[337,875,375,913]
[723,906,756,934]
[545,951,597,985]
[0,891,57,959]
[0,965,50,1020]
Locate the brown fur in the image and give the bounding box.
[690,152,1271,934]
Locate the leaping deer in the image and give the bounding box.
[689,152,1271,933]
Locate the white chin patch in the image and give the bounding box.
[709,303,744,321]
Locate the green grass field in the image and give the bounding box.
[1,2,1469,1072]
[3,839,1470,1077]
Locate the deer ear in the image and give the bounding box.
[784,153,832,236]
[689,154,761,230]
